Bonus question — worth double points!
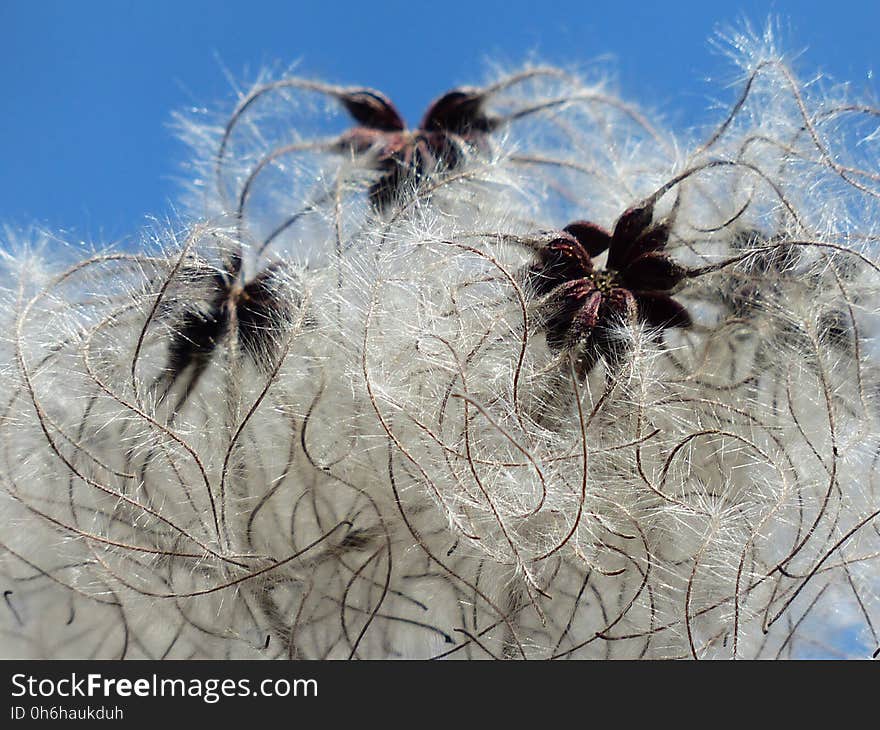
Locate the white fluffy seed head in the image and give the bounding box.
[2,25,880,659]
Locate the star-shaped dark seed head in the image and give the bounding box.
[155,256,295,413]
[526,202,692,377]
[336,86,499,210]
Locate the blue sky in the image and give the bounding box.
[2,1,879,242]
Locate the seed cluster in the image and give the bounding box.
[527,202,691,375]
[2,33,880,661]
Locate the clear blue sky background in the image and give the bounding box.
[2,1,879,242]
